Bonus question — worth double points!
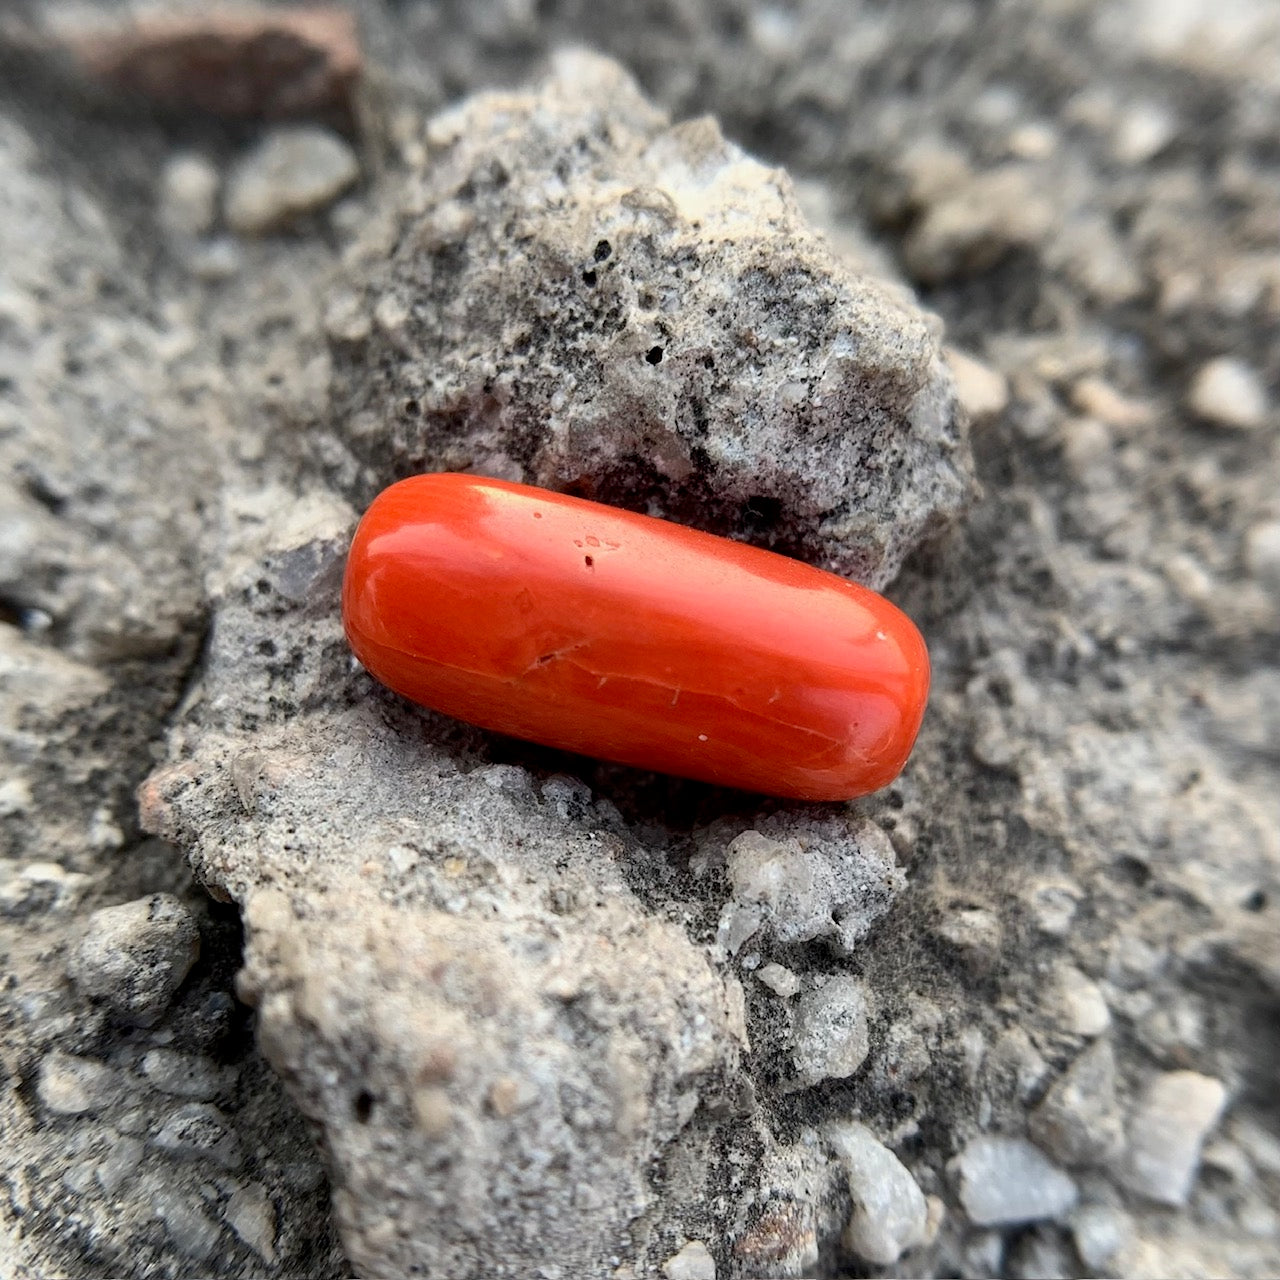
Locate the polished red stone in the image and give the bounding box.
[342,474,930,801]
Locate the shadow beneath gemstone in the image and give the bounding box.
[477,727,843,835]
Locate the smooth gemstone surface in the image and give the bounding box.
[342,474,930,801]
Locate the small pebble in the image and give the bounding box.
[1112,102,1177,164]
[756,963,800,998]
[96,1135,144,1194]
[723,831,835,947]
[956,1135,1078,1226]
[933,907,1002,973]
[1243,520,1280,589]
[1006,122,1057,160]
[661,1240,715,1280]
[946,347,1010,422]
[1045,964,1110,1038]
[792,976,871,1086]
[37,1052,116,1116]
[1187,357,1269,430]
[158,154,219,237]
[225,126,359,235]
[187,237,243,281]
[153,1103,243,1170]
[989,1026,1049,1101]
[1069,1203,1131,1269]
[827,1121,928,1265]
[154,1191,224,1263]
[1029,1039,1125,1166]
[0,862,91,918]
[1070,377,1153,430]
[0,777,32,816]
[226,1182,278,1264]
[324,290,373,343]
[721,826,899,955]
[68,894,200,1027]
[140,1048,225,1100]
[1025,879,1080,937]
[1121,1070,1228,1205]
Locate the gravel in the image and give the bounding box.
[1122,1070,1230,1205]
[827,1121,928,1265]
[1028,1039,1126,1167]
[67,895,200,1028]
[791,977,873,1087]
[955,1136,1079,1227]
[224,125,359,234]
[1187,357,1271,430]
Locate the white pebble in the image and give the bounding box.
[1121,1070,1228,1205]
[756,962,800,998]
[1187,357,1268,430]
[37,1052,116,1116]
[225,126,359,235]
[827,1122,928,1265]
[1046,964,1111,1037]
[661,1240,715,1280]
[956,1135,1078,1226]
[946,347,1009,422]
[159,154,220,237]
[1243,520,1280,589]
[226,1182,278,1264]
[792,976,871,1086]
[1070,1203,1132,1269]
[1112,102,1177,164]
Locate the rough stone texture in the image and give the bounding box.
[328,52,971,590]
[717,822,902,955]
[790,976,872,1087]
[136,481,747,1278]
[4,0,1280,1278]
[68,894,201,1027]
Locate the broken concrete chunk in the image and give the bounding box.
[333,50,972,590]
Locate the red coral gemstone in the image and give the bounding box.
[342,474,929,801]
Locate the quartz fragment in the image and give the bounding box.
[827,1122,928,1265]
[792,977,872,1086]
[956,1136,1078,1226]
[1121,1071,1228,1205]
